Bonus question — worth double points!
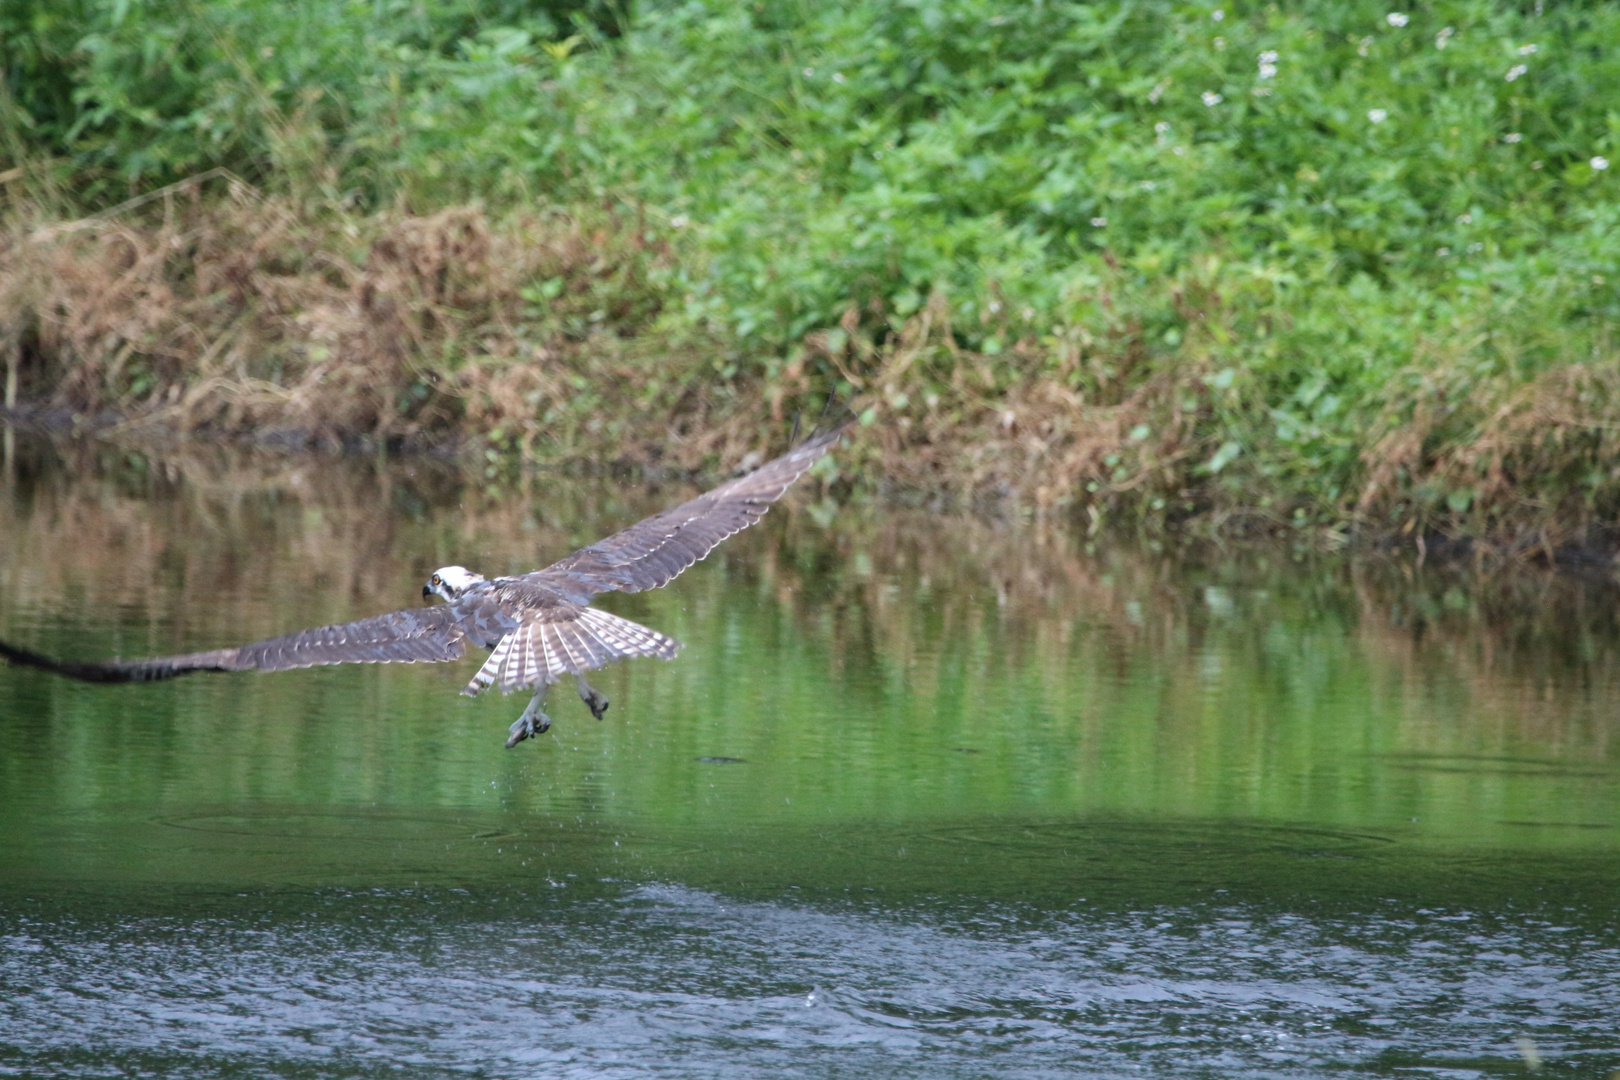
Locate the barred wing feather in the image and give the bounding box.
[534,427,844,603]
[0,607,470,684]
[233,608,471,671]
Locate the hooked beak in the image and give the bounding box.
[423,584,434,600]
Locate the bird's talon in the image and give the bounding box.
[577,677,609,720]
[505,709,551,748]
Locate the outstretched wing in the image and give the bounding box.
[532,426,846,603]
[0,606,471,685]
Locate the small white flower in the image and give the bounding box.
[1531,160,1543,170]
[1368,108,1388,124]
[803,67,814,77]
[1358,37,1373,57]
[1090,216,1108,227]
[1211,8,1225,20]
[1518,44,1539,55]
[1141,180,1158,191]
[1148,79,1170,104]
[1386,12,1409,27]
[988,301,1002,315]
[832,72,846,83]
[670,214,689,228]
[1155,121,1172,135]
[1435,27,1453,48]
[1214,36,1226,50]
[1258,62,1277,78]
[1259,50,1279,63]
[1505,64,1527,81]
[1436,247,1450,256]
[1594,156,1611,171]
[1504,132,1522,143]
[1457,213,1472,224]
[1202,91,1223,106]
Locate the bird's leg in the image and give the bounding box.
[506,687,553,748]
[576,674,609,720]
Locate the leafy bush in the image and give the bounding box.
[393,1,1620,334]
[0,0,612,190]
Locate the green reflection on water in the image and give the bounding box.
[1,437,1616,906]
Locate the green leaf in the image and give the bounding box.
[1205,441,1243,474]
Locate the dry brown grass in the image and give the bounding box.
[1355,349,1620,553]
[0,180,717,459]
[8,185,1620,551]
[0,184,1221,515]
[813,286,1218,523]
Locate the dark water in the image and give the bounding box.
[1,436,1617,1078]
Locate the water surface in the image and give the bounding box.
[1,435,1617,1077]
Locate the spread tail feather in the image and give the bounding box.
[463,608,680,696]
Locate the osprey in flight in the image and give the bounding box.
[0,428,845,747]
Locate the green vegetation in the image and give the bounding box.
[4,0,1620,546]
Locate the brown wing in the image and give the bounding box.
[531,426,846,604]
[0,606,472,685]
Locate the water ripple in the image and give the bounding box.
[3,884,1616,1079]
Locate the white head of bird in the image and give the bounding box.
[423,565,487,602]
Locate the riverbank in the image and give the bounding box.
[6,184,1620,559]
[4,1,1620,551]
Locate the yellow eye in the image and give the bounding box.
[431,575,441,585]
